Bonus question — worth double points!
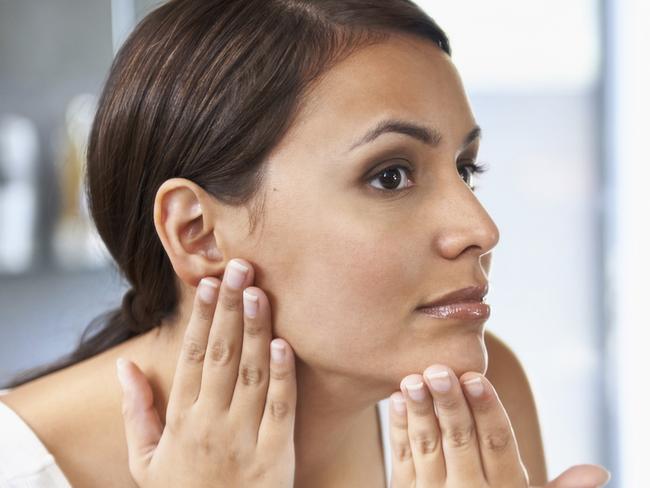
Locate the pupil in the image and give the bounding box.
[380,168,401,189]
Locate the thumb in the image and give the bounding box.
[538,464,612,488]
[116,357,163,476]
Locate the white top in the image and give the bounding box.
[0,388,392,487]
[0,389,72,488]
[377,397,393,485]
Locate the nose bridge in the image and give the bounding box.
[435,177,500,258]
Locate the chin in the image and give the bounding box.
[451,352,488,377]
[413,328,488,378]
[457,329,488,375]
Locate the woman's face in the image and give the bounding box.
[215,34,499,393]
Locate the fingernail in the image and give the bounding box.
[271,340,285,363]
[116,357,130,392]
[391,393,406,415]
[601,469,612,485]
[462,377,484,397]
[225,259,248,289]
[403,377,426,402]
[243,289,258,318]
[425,366,451,393]
[198,277,219,303]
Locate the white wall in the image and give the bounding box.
[605,0,650,487]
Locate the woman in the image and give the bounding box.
[0,0,610,486]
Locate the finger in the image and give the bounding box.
[228,286,273,442]
[257,338,297,451]
[422,364,485,484]
[198,259,254,411]
[399,374,446,485]
[388,391,416,488]
[540,464,612,488]
[166,277,221,416]
[116,358,163,479]
[459,372,527,485]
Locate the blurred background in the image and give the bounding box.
[0,1,647,486]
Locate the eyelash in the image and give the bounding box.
[368,160,489,194]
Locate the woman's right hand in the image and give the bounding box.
[115,258,297,487]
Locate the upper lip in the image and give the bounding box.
[417,283,489,308]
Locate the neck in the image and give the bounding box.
[292,358,382,486]
[3,317,388,488]
[144,319,388,487]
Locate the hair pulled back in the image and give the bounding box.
[2,0,450,388]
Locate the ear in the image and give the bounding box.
[153,178,225,287]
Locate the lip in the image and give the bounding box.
[417,302,491,320]
[416,283,490,320]
[418,283,489,308]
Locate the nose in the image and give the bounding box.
[434,178,500,261]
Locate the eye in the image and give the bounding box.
[458,160,488,191]
[368,164,415,193]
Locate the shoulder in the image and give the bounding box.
[484,330,548,485]
[0,397,72,487]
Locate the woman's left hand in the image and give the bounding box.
[388,364,611,488]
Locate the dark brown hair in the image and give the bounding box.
[2,0,450,388]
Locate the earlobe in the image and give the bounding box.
[153,178,225,285]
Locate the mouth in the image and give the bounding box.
[416,284,490,320]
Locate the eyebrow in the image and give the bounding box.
[346,119,482,152]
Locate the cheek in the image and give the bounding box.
[258,207,413,371]
[249,182,487,382]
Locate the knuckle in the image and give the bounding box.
[394,442,413,462]
[249,463,271,483]
[208,338,233,365]
[410,402,433,417]
[267,399,291,421]
[470,399,493,415]
[220,291,241,312]
[270,364,292,381]
[226,444,244,467]
[243,321,266,337]
[239,363,264,386]
[182,339,206,363]
[390,414,408,430]
[164,409,185,436]
[435,395,463,411]
[193,428,216,456]
[481,427,511,453]
[410,430,440,455]
[442,423,475,449]
[468,392,494,414]
[197,303,214,322]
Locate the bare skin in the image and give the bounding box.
[112,262,606,488]
[0,326,567,487]
[0,34,608,487]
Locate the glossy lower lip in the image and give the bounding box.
[417,301,491,320]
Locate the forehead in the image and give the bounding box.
[277,34,475,160]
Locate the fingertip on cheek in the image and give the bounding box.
[198,277,220,302]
